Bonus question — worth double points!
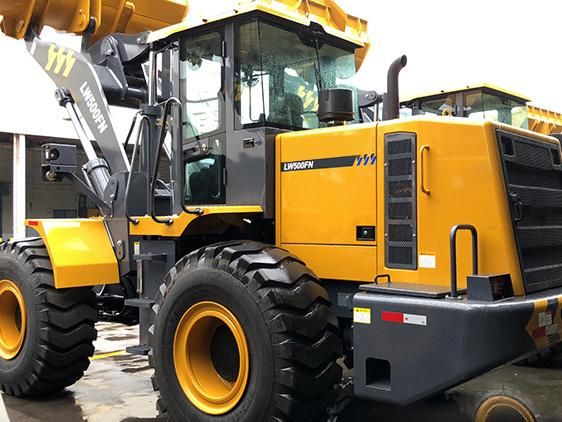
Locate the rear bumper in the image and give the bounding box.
[352,287,562,406]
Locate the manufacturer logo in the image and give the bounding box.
[283,161,315,172]
[80,81,109,135]
[281,154,376,172]
[45,45,76,77]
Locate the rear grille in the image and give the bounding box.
[385,133,417,269]
[497,130,562,293]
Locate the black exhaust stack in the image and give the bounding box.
[383,55,408,121]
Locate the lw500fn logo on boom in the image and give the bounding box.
[45,45,76,77]
[80,82,109,135]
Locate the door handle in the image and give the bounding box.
[420,145,430,195]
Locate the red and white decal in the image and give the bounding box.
[382,311,427,326]
[533,324,560,338]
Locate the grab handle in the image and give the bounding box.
[449,224,479,299]
[420,145,430,195]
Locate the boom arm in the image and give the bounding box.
[27,35,129,173]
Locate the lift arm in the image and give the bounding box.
[27,35,130,173]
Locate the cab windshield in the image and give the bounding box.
[236,19,359,130]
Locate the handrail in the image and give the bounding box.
[125,114,150,225]
[149,99,175,225]
[449,224,478,299]
[149,98,203,225]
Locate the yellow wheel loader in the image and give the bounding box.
[0,1,561,421]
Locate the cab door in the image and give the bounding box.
[178,29,227,206]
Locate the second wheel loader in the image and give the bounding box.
[0,1,561,421]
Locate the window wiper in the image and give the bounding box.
[314,38,323,90]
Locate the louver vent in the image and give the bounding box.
[497,130,562,293]
[385,133,417,269]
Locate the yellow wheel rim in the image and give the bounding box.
[174,301,250,415]
[0,279,26,360]
[476,396,535,422]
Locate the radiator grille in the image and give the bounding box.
[385,133,417,269]
[497,130,562,293]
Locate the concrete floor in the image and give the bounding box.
[3,323,562,422]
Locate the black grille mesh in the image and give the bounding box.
[385,133,417,269]
[498,130,562,293]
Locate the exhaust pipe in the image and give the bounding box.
[383,55,408,121]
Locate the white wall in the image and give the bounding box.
[0,29,136,140]
[0,142,88,239]
[338,0,562,111]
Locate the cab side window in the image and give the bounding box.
[180,32,225,139]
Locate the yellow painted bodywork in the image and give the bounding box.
[129,206,263,237]
[275,117,557,296]
[0,0,189,46]
[25,218,119,288]
[276,124,377,281]
[378,118,525,294]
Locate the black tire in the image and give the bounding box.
[150,241,343,422]
[0,238,97,397]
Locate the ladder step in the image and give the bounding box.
[134,253,167,262]
[125,298,155,309]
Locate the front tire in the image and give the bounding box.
[0,238,97,397]
[150,241,343,421]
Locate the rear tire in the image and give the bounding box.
[150,241,343,421]
[0,238,97,397]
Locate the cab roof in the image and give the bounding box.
[147,0,370,69]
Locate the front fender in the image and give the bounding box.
[26,218,119,288]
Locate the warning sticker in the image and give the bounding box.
[546,324,559,336]
[539,312,553,328]
[419,254,436,269]
[354,307,371,324]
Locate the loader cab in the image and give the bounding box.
[401,85,530,129]
[171,15,362,215]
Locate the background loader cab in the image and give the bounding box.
[401,84,530,129]
[402,84,562,136]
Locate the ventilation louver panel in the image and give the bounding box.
[385,133,417,270]
[497,130,562,293]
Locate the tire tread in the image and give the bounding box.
[0,238,97,397]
